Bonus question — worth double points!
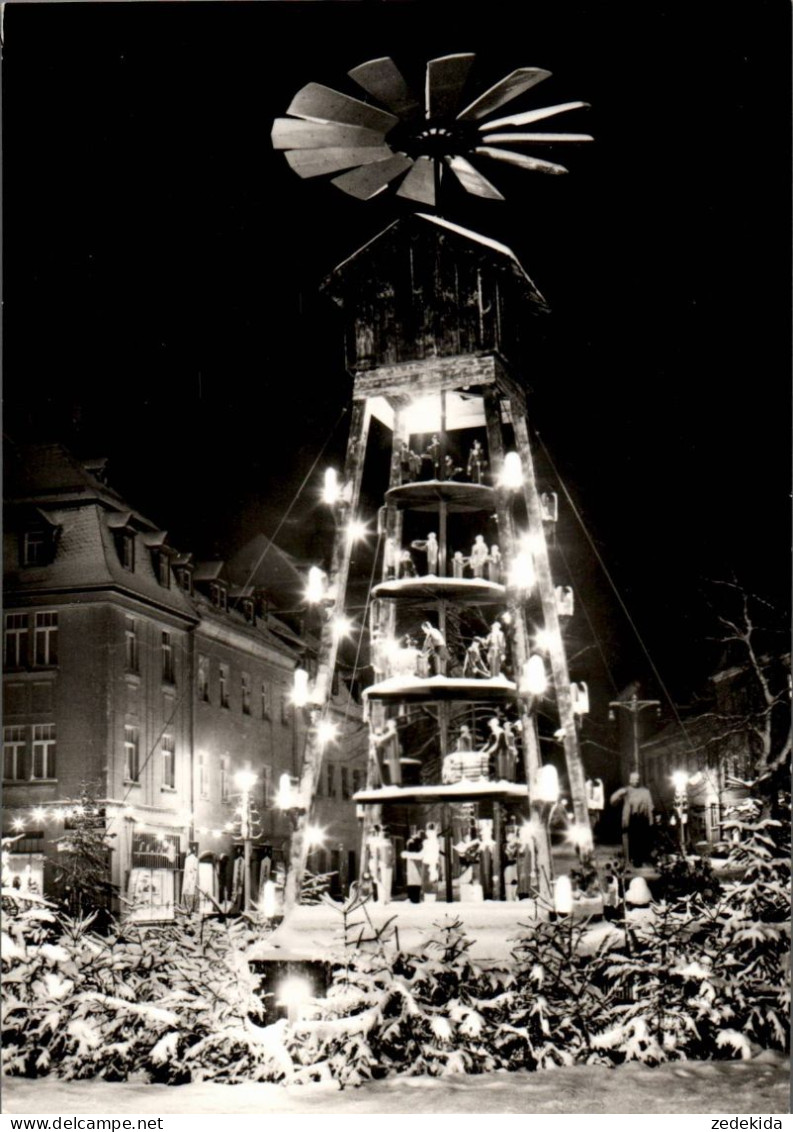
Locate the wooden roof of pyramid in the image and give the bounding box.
[322,213,548,375]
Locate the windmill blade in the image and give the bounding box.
[348,57,422,119]
[482,101,590,131]
[456,67,551,121]
[272,118,386,150]
[332,153,414,199]
[286,146,396,179]
[480,131,594,145]
[396,156,436,205]
[444,155,504,200]
[425,54,475,119]
[287,82,398,133]
[476,146,569,175]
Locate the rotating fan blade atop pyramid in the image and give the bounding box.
[272,54,592,205]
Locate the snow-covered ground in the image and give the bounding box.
[251,898,610,962]
[3,1058,788,1115]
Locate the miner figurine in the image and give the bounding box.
[488,544,503,582]
[467,439,487,484]
[410,531,439,575]
[421,620,449,676]
[485,617,506,678]
[424,434,441,478]
[470,534,489,578]
[399,548,417,579]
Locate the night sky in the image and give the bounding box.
[4,1,791,723]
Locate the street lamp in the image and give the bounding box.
[670,770,690,854]
[234,767,257,913]
[608,693,661,778]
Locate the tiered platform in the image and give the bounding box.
[364,674,516,704]
[353,779,527,805]
[386,480,495,512]
[372,576,505,603]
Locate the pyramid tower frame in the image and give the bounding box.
[282,215,594,913]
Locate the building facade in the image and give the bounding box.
[640,653,791,845]
[3,444,367,917]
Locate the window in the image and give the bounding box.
[261,765,273,806]
[241,671,251,715]
[220,756,230,802]
[340,766,351,800]
[124,725,140,782]
[219,664,230,708]
[3,726,26,781]
[158,553,171,588]
[161,735,175,789]
[22,529,47,566]
[4,613,28,668]
[281,690,290,725]
[125,618,139,673]
[242,599,255,624]
[198,655,210,702]
[33,612,58,667]
[198,750,209,798]
[175,567,192,595]
[326,763,335,798]
[210,583,227,611]
[118,532,135,572]
[261,681,271,719]
[161,631,175,683]
[31,724,56,780]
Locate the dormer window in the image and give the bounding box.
[155,551,171,588]
[118,532,135,572]
[17,509,60,567]
[209,583,227,611]
[22,529,47,566]
[108,513,137,572]
[242,598,255,624]
[175,567,193,595]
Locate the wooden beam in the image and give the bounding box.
[283,399,372,912]
[511,410,594,865]
[352,354,501,401]
[483,386,555,903]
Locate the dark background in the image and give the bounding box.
[4,1,791,713]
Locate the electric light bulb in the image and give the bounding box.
[554,874,574,916]
[346,519,368,543]
[322,468,340,506]
[508,551,536,591]
[306,823,326,849]
[499,451,523,489]
[332,615,353,641]
[535,763,560,804]
[520,655,547,696]
[292,667,309,707]
[316,720,339,749]
[305,566,326,604]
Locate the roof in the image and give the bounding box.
[4,443,147,517]
[4,501,198,621]
[192,561,226,583]
[324,211,546,305]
